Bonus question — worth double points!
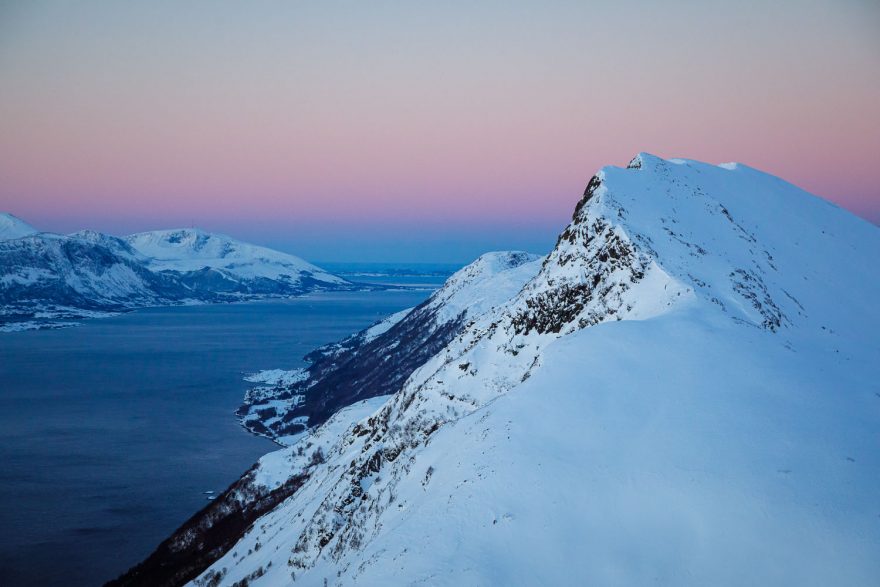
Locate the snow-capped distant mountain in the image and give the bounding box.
[0,232,188,331]
[126,229,346,295]
[70,229,146,261]
[237,251,542,444]
[115,154,879,587]
[0,213,38,240]
[0,222,353,331]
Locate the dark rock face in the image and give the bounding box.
[512,179,648,336]
[300,309,464,428]
[238,299,466,437]
[572,174,603,219]
[105,468,309,587]
[0,235,191,328]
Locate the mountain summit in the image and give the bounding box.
[126,229,345,289]
[136,154,879,587]
[0,213,38,240]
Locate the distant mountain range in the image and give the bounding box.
[0,215,354,331]
[110,154,880,587]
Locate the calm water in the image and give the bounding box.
[0,289,433,586]
[322,261,460,288]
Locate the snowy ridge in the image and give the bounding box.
[420,251,544,324]
[126,229,345,287]
[257,158,698,577]
[306,307,415,363]
[109,397,393,587]
[0,213,38,240]
[112,253,543,583]
[184,154,879,586]
[236,251,543,442]
[358,307,414,344]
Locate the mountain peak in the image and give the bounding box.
[126,228,347,285]
[119,155,880,587]
[0,213,38,240]
[625,151,664,170]
[568,154,878,337]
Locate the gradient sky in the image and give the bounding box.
[1,0,878,262]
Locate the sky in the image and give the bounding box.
[1,0,878,263]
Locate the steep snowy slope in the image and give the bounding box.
[126,229,348,294]
[107,396,392,587]
[183,154,878,587]
[238,251,543,443]
[109,252,541,586]
[0,212,38,240]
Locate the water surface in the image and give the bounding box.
[0,289,431,586]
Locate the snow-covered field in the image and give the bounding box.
[182,154,878,586]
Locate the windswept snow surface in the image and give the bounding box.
[189,154,879,587]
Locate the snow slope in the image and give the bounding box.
[126,229,346,292]
[107,397,393,587]
[183,154,879,586]
[237,251,543,442]
[0,213,38,240]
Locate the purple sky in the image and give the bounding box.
[1,1,878,262]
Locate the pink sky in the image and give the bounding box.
[1,1,878,261]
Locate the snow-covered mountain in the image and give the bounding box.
[0,222,353,331]
[0,232,188,330]
[0,212,38,240]
[70,229,147,261]
[238,251,543,444]
[114,154,880,587]
[126,229,346,295]
[108,251,543,586]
